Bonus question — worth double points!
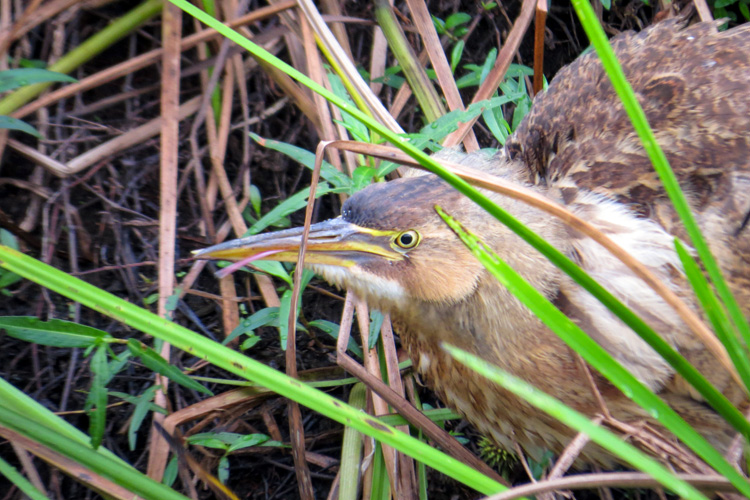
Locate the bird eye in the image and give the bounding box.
[394,230,420,250]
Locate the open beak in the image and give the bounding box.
[192,218,402,272]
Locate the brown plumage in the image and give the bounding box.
[196,19,750,468]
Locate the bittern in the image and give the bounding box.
[196,19,750,466]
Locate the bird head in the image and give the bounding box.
[194,160,568,314]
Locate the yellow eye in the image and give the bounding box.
[394,230,420,250]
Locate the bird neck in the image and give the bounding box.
[391,269,564,365]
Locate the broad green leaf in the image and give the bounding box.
[0,316,110,347]
[126,339,212,395]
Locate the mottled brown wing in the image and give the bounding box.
[507,19,750,224]
[509,19,750,404]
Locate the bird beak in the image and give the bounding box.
[192,218,402,272]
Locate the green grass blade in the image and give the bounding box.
[0,455,49,500]
[0,316,109,348]
[0,404,191,500]
[675,240,750,391]
[0,377,128,465]
[0,245,505,496]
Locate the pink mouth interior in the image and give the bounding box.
[215,249,282,278]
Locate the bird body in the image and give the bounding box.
[197,19,750,467]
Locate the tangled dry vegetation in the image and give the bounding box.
[0,0,742,499]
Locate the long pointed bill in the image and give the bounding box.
[192,218,403,275]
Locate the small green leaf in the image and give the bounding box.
[431,15,446,34]
[88,346,109,449]
[0,316,110,347]
[165,288,181,313]
[0,233,22,290]
[143,293,159,306]
[187,435,229,450]
[479,48,497,86]
[482,107,511,145]
[239,333,261,350]
[0,116,41,138]
[16,58,47,69]
[246,182,346,235]
[224,307,279,345]
[327,72,371,142]
[127,339,212,395]
[0,229,18,250]
[309,319,363,358]
[226,433,275,452]
[126,385,162,450]
[249,133,351,189]
[368,310,384,349]
[450,40,465,73]
[0,68,76,93]
[351,166,377,192]
[278,289,293,350]
[445,12,471,30]
[163,456,179,487]
[218,456,230,483]
[249,184,262,217]
[248,260,291,285]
